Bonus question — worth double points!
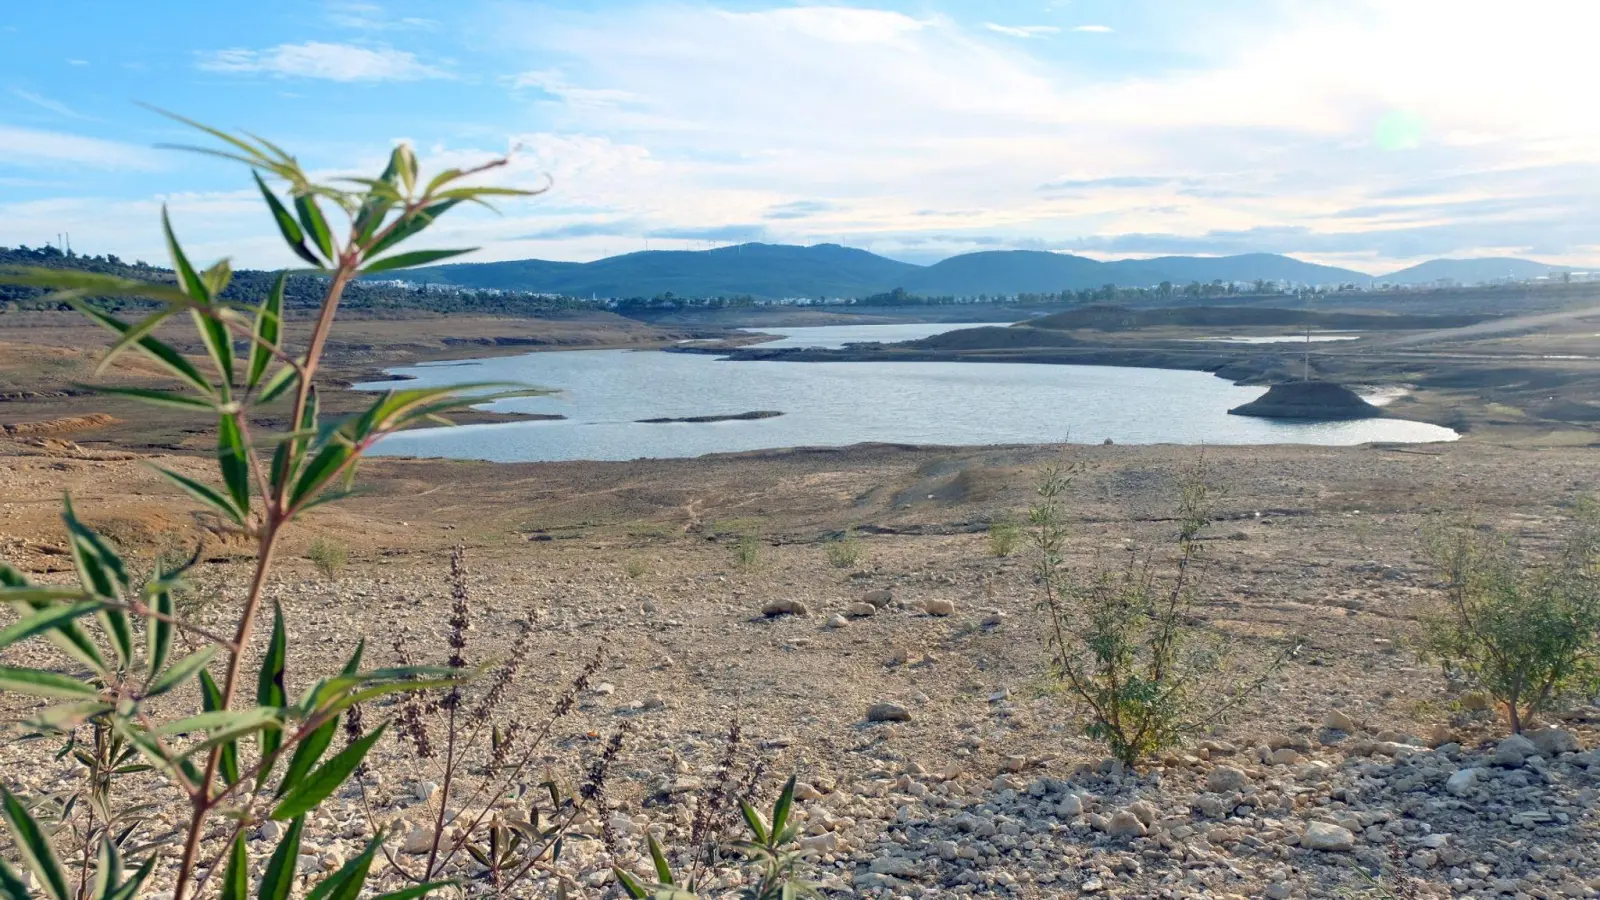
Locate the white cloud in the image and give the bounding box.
[325,1,436,30]
[10,89,89,120]
[0,126,163,170]
[508,70,640,108]
[196,41,447,81]
[1072,24,1113,33]
[985,23,1061,38]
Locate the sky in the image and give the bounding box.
[3,0,1600,275]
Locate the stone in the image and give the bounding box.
[1128,801,1158,826]
[1426,723,1457,748]
[1493,734,1538,767]
[868,856,916,876]
[863,589,893,608]
[937,840,958,861]
[1057,794,1084,818]
[867,702,912,723]
[1526,727,1579,756]
[1323,709,1357,732]
[1269,748,1302,766]
[824,613,848,629]
[1301,822,1356,851]
[255,820,284,842]
[980,612,1005,627]
[1445,768,1481,797]
[845,602,877,618]
[1206,766,1248,793]
[401,826,437,855]
[793,781,823,801]
[1106,810,1148,838]
[762,599,809,617]
[923,598,956,616]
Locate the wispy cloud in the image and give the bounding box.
[508,70,639,108]
[984,23,1060,38]
[10,88,90,120]
[1072,25,1114,33]
[196,41,447,81]
[0,125,163,170]
[325,1,436,31]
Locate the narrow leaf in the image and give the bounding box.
[271,723,386,820]
[161,207,209,302]
[295,194,335,261]
[248,273,286,389]
[256,602,288,787]
[151,466,244,526]
[218,832,247,900]
[197,671,239,785]
[104,855,155,900]
[145,646,219,698]
[0,602,101,651]
[70,301,214,396]
[0,665,100,700]
[146,586,173,679]
[217,414,251,516]
[302,834,379,900]
[276,717,337,799]
[258,816,305,900]
[0,787,71,900]
[361,247,475,275]
[255,172,322,267]
[0,856,31,900]
[771,774,797,838]
[90,835,121,900]
[649,835,673,885]
[371,882,456,900]
[94,386,216,411]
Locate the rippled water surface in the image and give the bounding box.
[361,322,1457,462]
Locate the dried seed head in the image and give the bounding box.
[469,619,532,727]
[579,725,627,802]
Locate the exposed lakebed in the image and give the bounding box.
[359,322,1457,462]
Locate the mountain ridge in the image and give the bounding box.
[404,242,1564,299]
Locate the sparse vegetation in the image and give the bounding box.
[625,556,650,579]
[1031,458,1286,767]
[306,536,349,580]
[987,516,1022,557]
[1418,504,1600,734]
[825,529,864,568]
[733,530,763,569]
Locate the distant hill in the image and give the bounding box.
[410,243,917,299]
[1378,257,1570,286]
[405,242,1557,299]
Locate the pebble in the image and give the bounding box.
[1301,821,1355,852]
[845,602,877,617]
[862,589,893,608]
[923,598,955,616]
[762,598,809,617]
[867,702,912,723]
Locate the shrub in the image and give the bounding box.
[825,529,864,569]
[1418,505,1600,734]
[733,531,762,569]
[987,517,1022,557]
[306,536,349,580]
[0,115,538,900]
[625,557,650,579]
[1031,458,1286,767]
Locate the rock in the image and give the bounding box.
[1206,766,1248,793]
[762,599,809,617]
[980,612,1005,627]
[1301,821,1356,851]
[1426,723,1457,748]
[1493,734,1539,767]
[1526,727,1579,756]
[593,682,616,695]
[824,613,848,629]
[937,840,958,861]
[868,856,915,876]
[255,820,284,842]
[867,702,911,723]
[923,598,955,616]
[1128,801,1158,826]
[1057,794,1084,818]
[1106,810,1147,838]
[1445,768,1481,797]
[1323,709,1357,732]
[1268,734,1312,752]
[793,781,823,801]
[401,826,437,855]
[1228,381,1383,421]
[845,602,877,618]
[799,832,837,853]
[1269,748,1302,766]
[862,589,893,608]
[414,781,440,804]
[1081,876,1106,893]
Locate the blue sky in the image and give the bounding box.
[3,0,1598,274]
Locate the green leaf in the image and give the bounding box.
[145,646,219,698]
[197,671,240,786]
[289,442,355,510]
[161,207,209,302]
[255,172,322,267]
[364,200,459,259]
[258,816,305,900]
[740,800,769,845]
[613,868,649,900]
[770,774,797,840]
[25,701,114,731]
[276,716,337,799]
[90,834,122,900]
[360,247,475,275]
[189,307,235,393]
[218,831,247,900]
[95,386,217,411]
[104,855,156,900]
[151,466,244,526]
[218,414,251,516]
[256,362,300,406]
[93,308,178,377]
[295,194,335,261]
[200,258,233,297]
[0,266,193,305]
[256,602,288,788]
[271,723,386,821]
[0,665,101,700]
[146,585,174,679]
[648,835,673,885]
[303,834,379,900]
[249,273,286,389]
[0,856,32,900]
[340,638,366,676]
[371,881,457,900]
[0,786,71,900]
[0,601,102,651]
[70,300,214,396]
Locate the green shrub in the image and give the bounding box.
[825,529,864,568]
[733,531,762,569]
[306,536,348,580]
[1418,504,1600,733]
[625,557,650,579]
[0,115,542,900]
[1031,458,1285,767]
[987,517,1022,557]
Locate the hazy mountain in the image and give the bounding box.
[409,243,916,299]
[405,242,1542,299]
[1378,257,1570,286]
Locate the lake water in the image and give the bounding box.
[1187,334,1362,344]
[359,323,1457,462]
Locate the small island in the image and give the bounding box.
[1228,381,1383,421]
[636,410,784,424]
